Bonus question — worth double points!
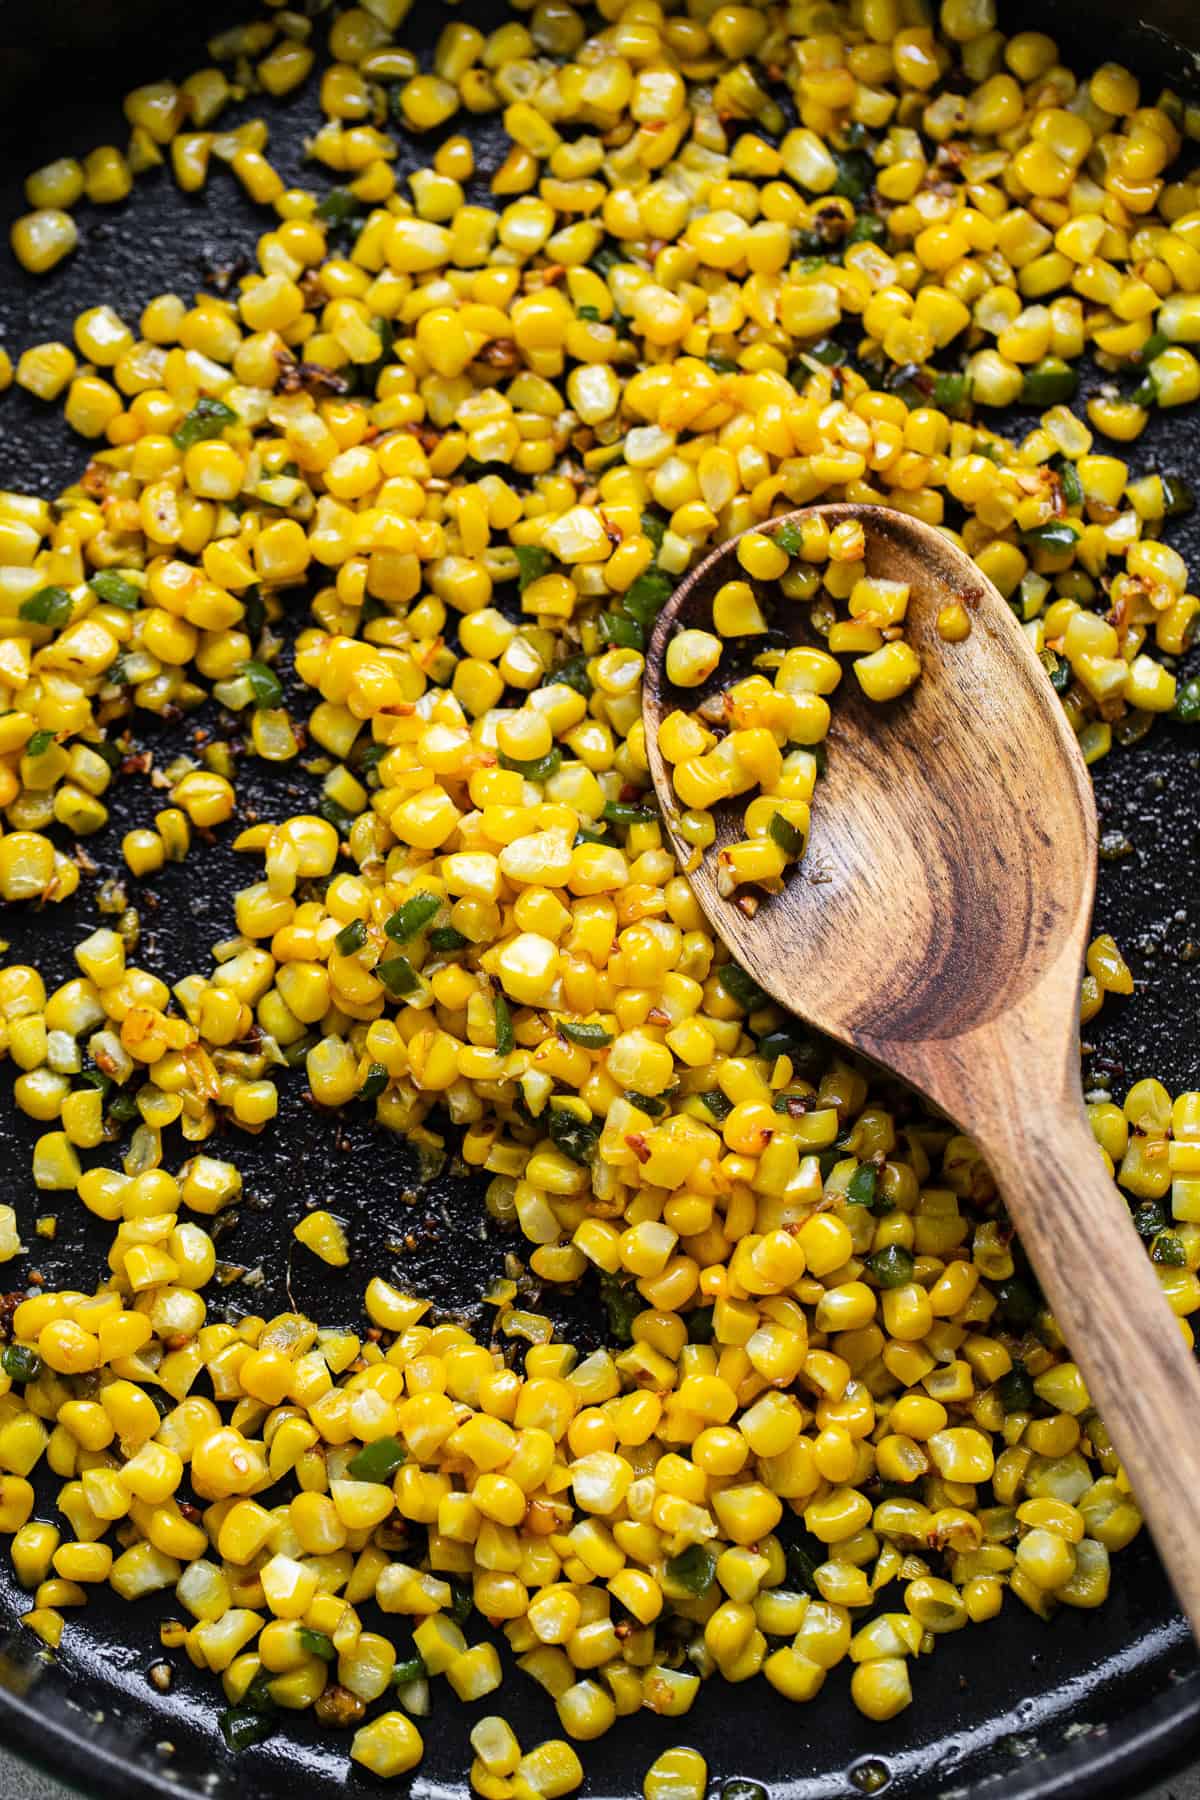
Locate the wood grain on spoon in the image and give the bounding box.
[644,501,1200,1639]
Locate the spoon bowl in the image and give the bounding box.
[645,503,1094,1063]
[643,501,1200,1638]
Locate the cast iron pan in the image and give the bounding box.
[0,1,1199,1795]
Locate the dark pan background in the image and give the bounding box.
[0,1,1199,1795]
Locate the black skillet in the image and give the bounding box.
[0,0,1199,1794]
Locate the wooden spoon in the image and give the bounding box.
[643,500,1200,1637]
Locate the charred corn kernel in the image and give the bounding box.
[666,632,722,689]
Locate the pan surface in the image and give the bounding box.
[0,2,1199,1795]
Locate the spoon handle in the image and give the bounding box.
[981,1100,1200,1638]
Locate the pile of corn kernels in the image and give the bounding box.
[0,0,1199,1786]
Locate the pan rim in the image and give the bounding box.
[0,1661,1198,1800]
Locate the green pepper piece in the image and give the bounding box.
[1039,647,1071,695]
[847,1162,878,1207]
[932,371,971,412]
[334,918,368,956]
[497,748,563,782]
[358,1063,389,1103]
[996,1277,1040,1326]
[756,1027,826,1081]
[359,318,394,396]
[664,1543,717,1595]
[378,956,421,997]
[995,1362,1034,1414]
[557,1019,613,1048]
[554,653,593,696]
[392,1655,427,1686]
[515,545,553,592]
[1,1345,40,1383]
[240,660,283,709]
[429,926,469,952]
[219,1706,276,1752]
[315,187,362,225]
[88,570,140,610]
[243,1672,276,1712]
[768,811,806,855]
[448,1579,474,1626]
[1054,457,1083,509]
[1134,1199,1167,1239]
[547,1106,601,1165]
[24,730,54,757]
[599,612,644,652]
[494,992,514,1056]
[320,796,359,834]
[641,508,668,552]
[599,1273,641,1343]
[172,397,238,450]
[19,586,73,627]
[602,801,656,828]
[1019,358,1077,406]
[697,1089,733,1121]
[867,1245,914,1288]
[385,893,441,942]
[717,962,767,1011]
[1172,676,1200,723]
[785,1534,826,1595]
[830,148,872,198]
[623,569,673,626]
[347,1435,407,1482]
[846,211,885,245]
[1021,522,1077,554]
[1162,473,1195,516]
[298,1628,336,1662]
[625,1090,669,1117]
